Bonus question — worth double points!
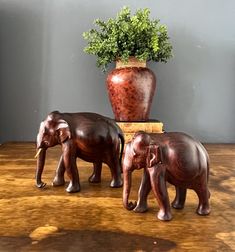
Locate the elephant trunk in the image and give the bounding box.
[35,147,47,188]
[123,165,136,210]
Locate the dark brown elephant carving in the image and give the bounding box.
[35,111,124,193]
[122,131,210,221]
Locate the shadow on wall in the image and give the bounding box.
[0,2,49,143]
[150,27,235,142]
[151,28,205,129]
[42,1,122,116]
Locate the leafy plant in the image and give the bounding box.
[83,6,173,71]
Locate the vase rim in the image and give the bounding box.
[116,57,146,69]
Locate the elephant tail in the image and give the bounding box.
[206,151,211,199]
[205,149,210,182]
[118,132,125,168]
[106,118,125,170]
[110,120,125,167]
[207,159,210,182]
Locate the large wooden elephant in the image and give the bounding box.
[35,111,124,193]
[122,131,210,221]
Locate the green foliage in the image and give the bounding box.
[83,6,173,71]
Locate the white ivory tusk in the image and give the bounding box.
[34,148,42,158]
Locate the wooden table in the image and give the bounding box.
[0,142,234,251]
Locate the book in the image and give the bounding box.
[117,121,164,143]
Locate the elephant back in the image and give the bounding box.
[152,132,208,182]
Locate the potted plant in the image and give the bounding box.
[83,6,173,121]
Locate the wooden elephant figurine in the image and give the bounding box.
[122,131,210,221]
[35,111,124,193]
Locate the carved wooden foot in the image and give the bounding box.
[52,176,65,187]
[110,178,123,188]
[133,203,148,213]
[157,209,172,221]
[66,182,80,193]
[89,174,101,183]
[197,205,210,215]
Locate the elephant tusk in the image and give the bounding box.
[34,148,42,158]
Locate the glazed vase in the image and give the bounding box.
[106,57,156,121]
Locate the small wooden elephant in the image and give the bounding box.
[122,131,211,221]
[35,111,124,193]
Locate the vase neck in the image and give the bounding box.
[116,57,146,69]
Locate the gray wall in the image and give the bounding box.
[0,0,234,143]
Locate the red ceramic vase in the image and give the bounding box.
[106,58,156,121]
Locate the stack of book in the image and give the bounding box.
[117,121,164,143]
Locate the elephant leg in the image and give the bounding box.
[171,186,187,209]
[89,162,102,183]
[107,154,122,188]
[195,185,210,215]
[134,168,151,213]
[52,154,66,186]
[63,146,80,193]
[148,164,172,221]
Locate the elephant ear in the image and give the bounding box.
[56,119,71,143]
[147,144,162,167]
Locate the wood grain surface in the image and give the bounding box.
[0,142,234,251]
